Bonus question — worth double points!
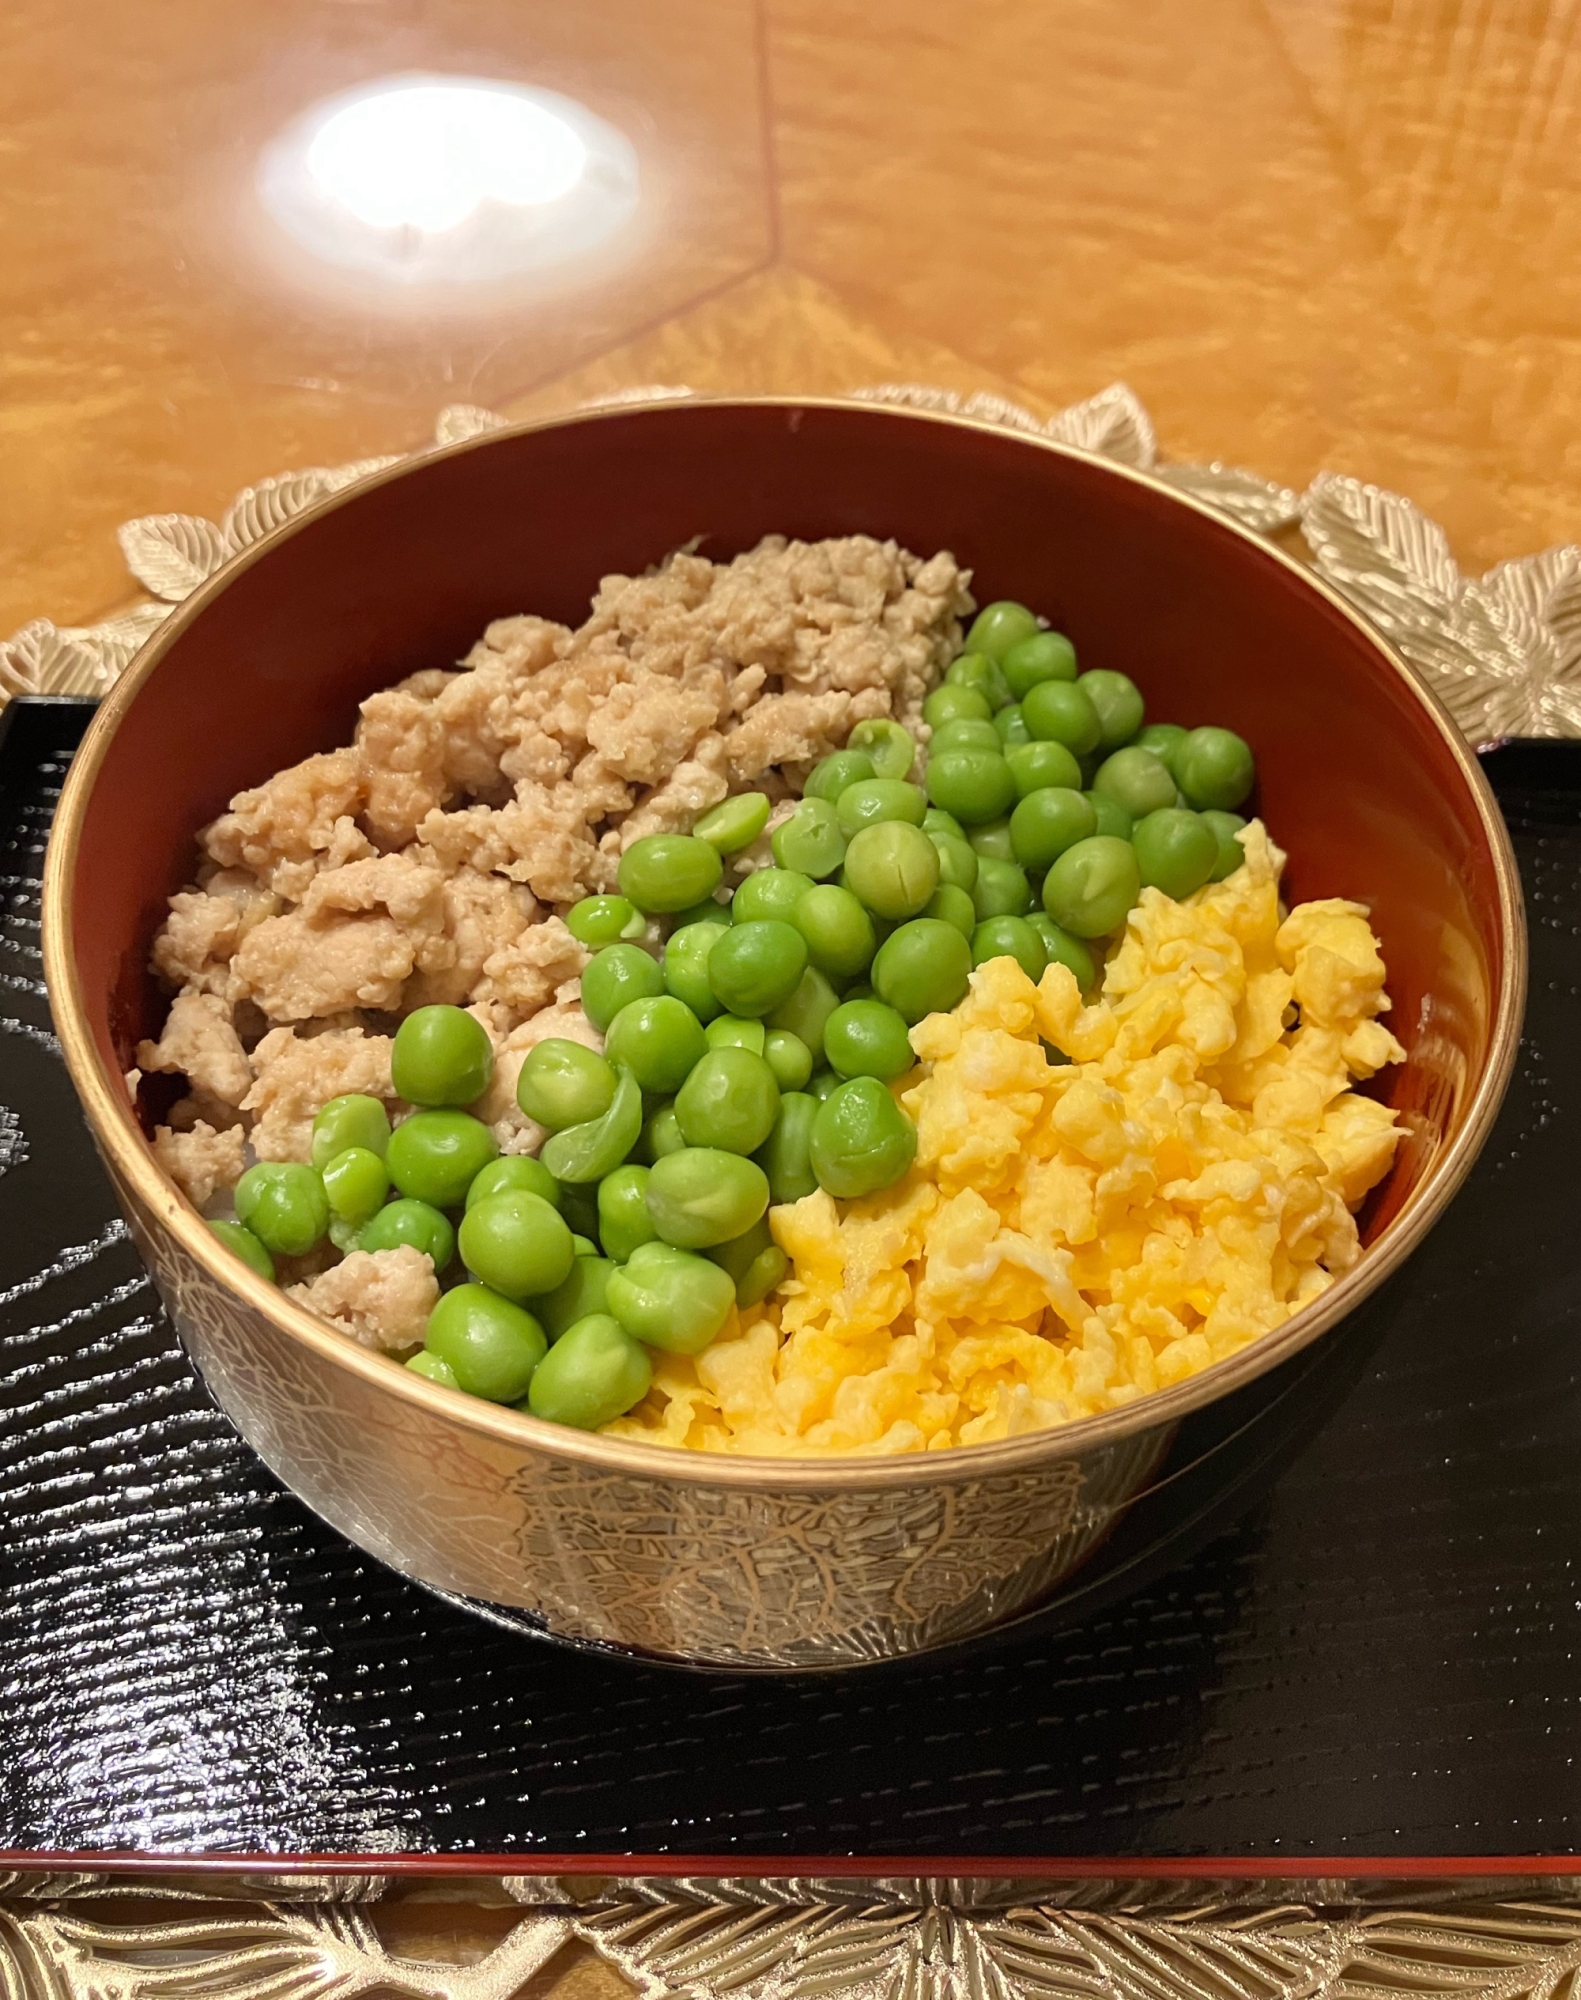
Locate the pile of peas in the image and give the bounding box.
[207,596,1256,1437]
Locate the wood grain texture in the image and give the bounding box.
[1,1,1577,642]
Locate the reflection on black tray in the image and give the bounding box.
[0,698,1576,1859]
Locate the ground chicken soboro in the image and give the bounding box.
[136,535,971,1351]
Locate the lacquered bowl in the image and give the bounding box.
[41,398,1524,1671]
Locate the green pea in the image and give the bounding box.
[1092,745,1177,819]
[558,1177,601,1242]
[570,1234,598,1257]
[646,1147,770,1249]
[618,834,725,914]
[764,1030,814,1093]
[566,894,645,947]
[766,965,840,1062]
[843,983,875,1002]
[360,1197,455,1269]
[525,1313,651,1429]
[208,1220,275,1284]
[675,1047,781,1155]
[871,918,972,1023]
[806,747,877,802]
[1135,722,1188,773]
[771,798,847,880]
[668,897,731,930]
[328,1216,363,1254]
[580,943,665,1033]
[383,1110,497,1209]
[540,1066,644,1183]
[1006,738,1083,798]
[1077,669,1145,748]
[661,921,728,1023]
[929,717,1002,755]
[390,1005,493,1109]
[1002,630,1078,698]
[639,1100,686,1162]
[843,821,941,920]
[310,1094,391,1169]
[1027,914,1098,992]
[966,817,1015,863]
[793,884,876,982]
[693,791,771,854]
[608,1240,738,1355]
[234,1161,329,1258]
[534,1253,616,1342]
[972,857,1033,920]
[965,600,1040,662]
[1022,679,1102,756]
[1174,726,1255,810]
[994,703,1032,748]
[707,920,809,1017]
[848,718,917,781]
[922,806,965,839]
[595,1167,654,1262]
[731,867,814,926]
[706,1216,789,1310]
[810,1076,918,1199]
[459,1190,575,1300]
[1084,790,1135,840]
[321,1146,389,1229]
[426,1283,547,1403]
[755,1091,819,1202]
[697,1018,763,1063]
[603,996,708,1093]
[835,779,927,839]
[1132,807,1219,899]
[1201,809,1248,881]
[946,652,1012,710]
[924,882,978,938]
[928,831,978,894]
[808,1071,840,1101]
[1041,835,1142,938]
[823,998,915,1081]
[467,1155,561,1211]
[923,684,993,729]
[972,916,1048,982]
[405,1351,459,1390]
[925,749,1017,826]
[515,1039,618,1131]
[1009,787,1097,871]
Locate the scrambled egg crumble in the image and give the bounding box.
[604,823,1407,1457]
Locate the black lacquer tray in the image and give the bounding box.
[2,694,1578,1864]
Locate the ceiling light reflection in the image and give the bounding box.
[258,75,639,286]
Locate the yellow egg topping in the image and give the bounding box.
[604,822,1406,1457]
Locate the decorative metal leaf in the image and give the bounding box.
[1044,383,1157,470]
[70,599,174,672]
[0,1907,572,2000]
[0,620,109,699]
[1302,472,1462,608]
[1156,462,1301,535]
[434,404,510,445]
[221,459,401,551]
[116,513,230,600]
[1296,472,1581,748]
[574,1896,1581,2000]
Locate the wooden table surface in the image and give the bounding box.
[3,0,1578,639]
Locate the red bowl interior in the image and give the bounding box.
[67,400,1510,1244]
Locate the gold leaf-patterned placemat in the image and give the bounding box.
[5,381,1579,747]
